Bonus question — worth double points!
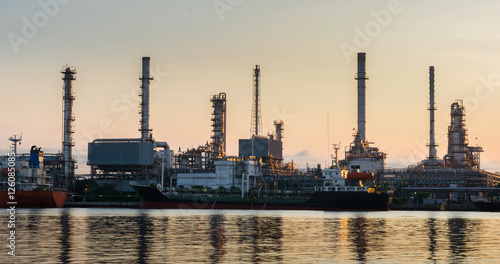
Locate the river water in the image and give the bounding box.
[0,209,499,263]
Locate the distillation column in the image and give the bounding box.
[210,92,227,159]
[62,66,76,189]
[428,66,438,164]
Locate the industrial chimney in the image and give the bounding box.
[251,65,262,136]
[428,66,437,164]
[62,66,76,189]
[140,57,153,141]
[355,53,368,142]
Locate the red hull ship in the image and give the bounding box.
[1,145,68,208]
[0,190,67,208]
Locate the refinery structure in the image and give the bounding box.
[87,60,299,192]
[339,53,386,175]
[381,66,500,188]
[2,53,500,196]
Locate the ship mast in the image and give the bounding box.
[8,134,22,157]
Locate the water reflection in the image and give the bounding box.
[137,212,151,264]
[235,216,283,263]
[59,209,70,263]
[0,210,498,263]
[427,218,437,263]
[209,214,226,262]
[349,217,368,263]
[447,217,478,263]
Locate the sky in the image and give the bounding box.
[1,0,500,173]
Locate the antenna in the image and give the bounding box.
[327,110,330,166]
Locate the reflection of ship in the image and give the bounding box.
[131,166,390,211]
[1,143,67,208]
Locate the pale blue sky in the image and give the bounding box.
[1,0,500,172]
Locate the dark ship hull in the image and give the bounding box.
[132,185,390,211]
[475,201,500,212]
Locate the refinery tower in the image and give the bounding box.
[339,53,386,174]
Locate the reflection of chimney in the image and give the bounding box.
[355,53,368,142]
[140,57,153,140]
[428,66,437,164]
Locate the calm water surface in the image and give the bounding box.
[0,209,499,263]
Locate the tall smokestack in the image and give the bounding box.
[355,53,368,142]
[251,65,262,136]
[428,66,437,164]
[140,57,153,140]
[62,66,76,189]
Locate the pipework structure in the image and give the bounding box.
[210,92,227,160]
[274,120,284,141]
[62,66,76,189]
[139,57,153,141]
[444,100,483,169]
[251,65,262,136]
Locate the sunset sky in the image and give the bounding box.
[1,0,500,173]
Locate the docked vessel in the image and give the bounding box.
[132,166,391,211]
[1,145,67,208]
[475,199,500,212]
[0,190,67,208]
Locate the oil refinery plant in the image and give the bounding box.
[2,53,500,198]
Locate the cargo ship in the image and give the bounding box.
[1,145,67,208]
[132,166,391,211]
[0,190,67,208]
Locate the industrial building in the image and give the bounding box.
[87,57,172,190]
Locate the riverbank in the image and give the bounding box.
[391,203,479,211]
[65,201,140,208]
